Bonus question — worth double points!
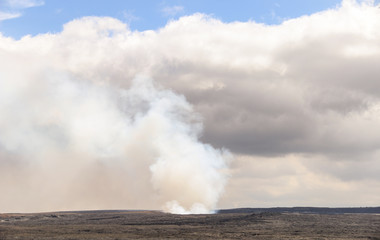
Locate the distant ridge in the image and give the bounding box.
[218,207,380,214]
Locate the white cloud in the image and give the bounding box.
[0,11,20,21]
[122,10,139,24]
[0,0,44,22]
[1,0,380,210]
[6,0,44,8]
[161,5,184,16]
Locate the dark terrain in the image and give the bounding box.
[1,208,380,239]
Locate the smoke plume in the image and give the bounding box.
[0,63,230,213]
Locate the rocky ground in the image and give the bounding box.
[1,210,380,239]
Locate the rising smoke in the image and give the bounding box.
[0,60,230,213]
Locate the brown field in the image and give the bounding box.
[1,210,380,239]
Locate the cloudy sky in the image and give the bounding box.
[1,0,380,213]
[0,0,346,38]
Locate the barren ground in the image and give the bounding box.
[1,210,380,239]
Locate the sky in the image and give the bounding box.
[1,0,380,213]
[0,0,347,39]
